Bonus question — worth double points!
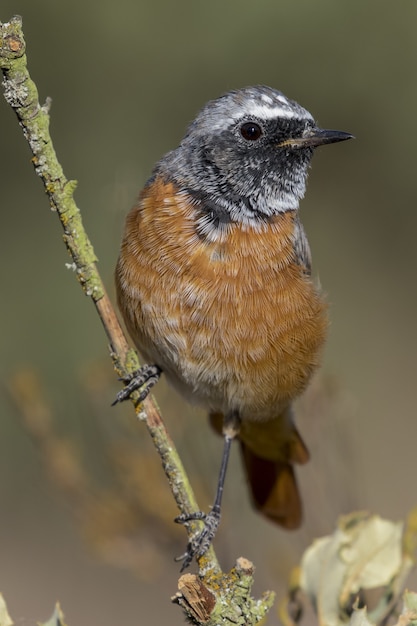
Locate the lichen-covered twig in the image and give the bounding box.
[0,15,275,623]
[0,12,218,574]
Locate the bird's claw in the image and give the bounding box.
[175,507,221,571]
[112,364,162,405]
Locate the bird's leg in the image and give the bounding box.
[112,364,162,405]
[175,410,240,571]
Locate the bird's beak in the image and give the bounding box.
[278,128,354,149]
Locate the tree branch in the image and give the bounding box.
[0,15,274,624]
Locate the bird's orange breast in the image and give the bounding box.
[115,176,328,421]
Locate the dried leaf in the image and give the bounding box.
[299,512,405,626]
[339,514,402,598]
[40,603,67,626]
[0,595,13,626]
[400,591,417,626]
[349,605,374,626]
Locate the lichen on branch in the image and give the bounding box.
[0,14,274,625]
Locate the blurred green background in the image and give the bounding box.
[1,1,417,624]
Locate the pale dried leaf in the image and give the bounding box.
[300,532,348,626]
[403,590,417,612]
[0,595,13,626]
[399,591,417,626]
[349,605,374,626]
[340,515,403,595]
[40,603,67,626]
[299,513,405,626]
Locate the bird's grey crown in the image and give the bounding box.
[154,86,317,229]
[186,85,315,137]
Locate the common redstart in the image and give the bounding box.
[114,85,353,569]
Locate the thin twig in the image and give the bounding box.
[0,15,275,624]
[0,13,218,575]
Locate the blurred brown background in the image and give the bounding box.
[1,1,417,624]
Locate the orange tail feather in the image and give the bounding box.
[239,441,303,529]
[209,410,309,529]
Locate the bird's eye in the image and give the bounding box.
[240,122,262,141]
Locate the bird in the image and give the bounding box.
[114,85,353,569]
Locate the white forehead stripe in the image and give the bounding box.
[193,89,315,134]
[260,93,274,105]
[276,94,289,104]
[238,101,313,121]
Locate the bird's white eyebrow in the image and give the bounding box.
[240,101,313,121]
[276,94,289,104]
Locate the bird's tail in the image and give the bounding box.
[209,409,309,529]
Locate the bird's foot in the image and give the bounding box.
[112,364,162,405]
[175,506,221,572]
